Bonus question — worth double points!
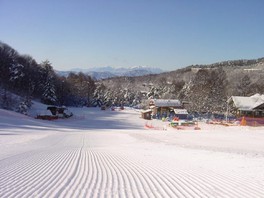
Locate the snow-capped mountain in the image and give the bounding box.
[56,66,164,79]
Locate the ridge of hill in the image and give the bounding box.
[56,66,164,80]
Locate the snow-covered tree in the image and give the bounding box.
[92,83,107,107]
[16,97,32,115]
[15,55,43,97]
[187,68,228,113]
[66,72,96,106]
[42,76,57,105]
[187,69,211,112]
[41,60,57,105]
[207,68,228,112]
[0,42,18,88]
[236,74,252,96]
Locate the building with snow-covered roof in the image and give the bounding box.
[227,94,264,117]
[149,99,182,108]
[174,109,189,119]
[141,109,152,120]
[149,99,183,119]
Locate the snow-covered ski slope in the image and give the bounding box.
[0,107,264,197]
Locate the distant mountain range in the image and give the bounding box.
[56,66,164,79]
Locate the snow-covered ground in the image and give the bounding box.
[1,104,264,197]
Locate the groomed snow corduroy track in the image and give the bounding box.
[0,131,264,198]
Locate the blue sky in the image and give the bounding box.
[1,0,264,71]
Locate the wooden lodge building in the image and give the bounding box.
[227,94,264,117]
[148,99,184,119]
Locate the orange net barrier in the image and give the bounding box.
[238,117,264,126]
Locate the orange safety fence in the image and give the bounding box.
[144,122,165,130]
[238,117,264,127]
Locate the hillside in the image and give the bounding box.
[99,57,264,113]
[1,41,264,114]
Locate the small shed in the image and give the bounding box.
[47,106,73,118]
[141,109,152,120]
[47,106,58,115]
[36,110,58,120]
[174,109,188,119]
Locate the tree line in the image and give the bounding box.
[101,65,264,114]
[1,41,264,115]
[0,41,96,110]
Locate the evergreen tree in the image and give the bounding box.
[93,83,107,106]
[9,63,24,84]
[42,76,57,105]
[14,55,38,96]
[16,97,32,115]
[0,42,18,89]
[41,60,57,105]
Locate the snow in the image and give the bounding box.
[1,104,264,197]
[150,99,181,107]
[229,94,264,111]
[174,109,188,114]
